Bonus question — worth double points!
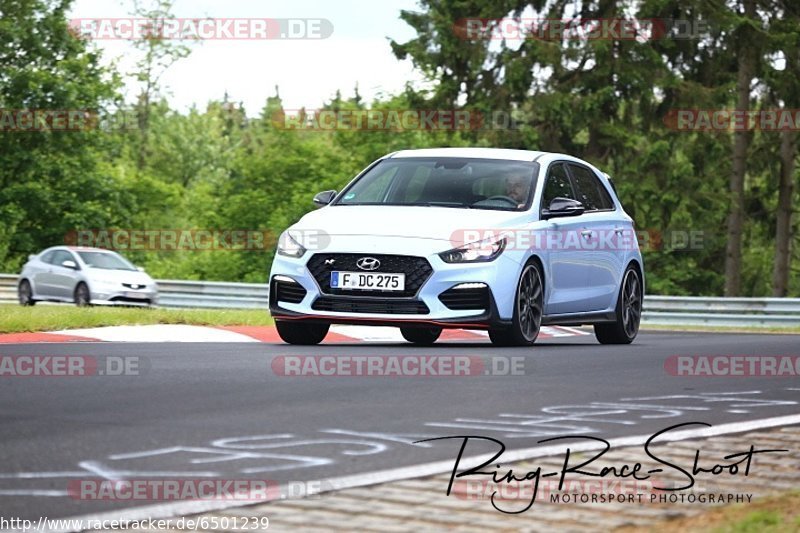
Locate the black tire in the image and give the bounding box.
[400,326,441,345]
[488,262,544,346]
[74,282,91,307]
[275,320,329,345]
[18,280,36,306]
[594,265,642,344]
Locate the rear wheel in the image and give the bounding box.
[400,327,441,345]
[18,280,35,306]
[489,262,543,346]
[594,266,642,344]
[74,283,91,307]
[275,320,329,345]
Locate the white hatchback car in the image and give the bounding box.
[18,246,158,307]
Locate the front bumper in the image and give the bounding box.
[90,288,158,306]
[269,251,518,329]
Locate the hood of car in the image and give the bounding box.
[85,269,154,286]
[293,205,531,245]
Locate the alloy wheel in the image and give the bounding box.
[517,264,543,342]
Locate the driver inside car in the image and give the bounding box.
[505,174,530,207]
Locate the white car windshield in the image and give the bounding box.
[77,251,137,271]
[335,158,539,211]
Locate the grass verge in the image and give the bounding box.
[640,323,800,334]
[0,303,273,333]
[623,491,800,532]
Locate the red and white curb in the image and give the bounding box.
[0,325,589,343]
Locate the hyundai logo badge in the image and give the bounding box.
[356,257,381,271]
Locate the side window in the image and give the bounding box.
[568,164,615,211]
[40,250,56,264]
[51,250,71,267]
[541,163,575,210]
[606,176,624,209]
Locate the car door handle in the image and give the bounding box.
[614,228,624,235]
[580,230,592,238]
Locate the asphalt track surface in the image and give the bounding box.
[1,331,798,520]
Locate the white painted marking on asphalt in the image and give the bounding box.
[425,393,799,438]
[321,429,438,448]
[40,413,800,533]
[540,326,573,337]
[77,461,124,480]
[51,325,259,343]
[111,445,274,464]
[554,325,591,336]
[576,402,710,417]
[425,421,599,437]
[0,471,87,479]
[0,490,69,496]
[108,442,335,474]
[210,435,388,456]
[622,391,797,413]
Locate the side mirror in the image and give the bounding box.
[62,260,78,270]
[29,254,36,261]
[313,190,337,207]
[542,197,585,220]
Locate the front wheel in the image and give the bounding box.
[74,283,91,307]
[275,320,330,345]
[400,327,441,345]
[18,280,36,306]
[489,262,543,346]
[594,266,642,344]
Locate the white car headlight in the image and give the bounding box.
[277,230,307,258]
[439,236,507,263]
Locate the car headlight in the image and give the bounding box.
[439,236,507,263]
[277,230,307,258]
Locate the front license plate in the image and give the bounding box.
[330,271,405,291]
[125,291,147,298]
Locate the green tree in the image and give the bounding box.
[0,0,128,271]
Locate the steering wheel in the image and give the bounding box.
[481,195,519,206]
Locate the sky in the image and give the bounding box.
[69,0,425,114]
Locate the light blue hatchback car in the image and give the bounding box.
[269,148,644,346]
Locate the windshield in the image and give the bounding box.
[77,251,137,271]
[335,157,539,211]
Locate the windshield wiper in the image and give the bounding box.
[406,202,472,209]
[470,205,518,211]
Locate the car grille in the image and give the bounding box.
[438,285,490,310]
[312,297,430,314]
[306,254,433,298]
[273,279,307,304]
[109,296,153,304]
